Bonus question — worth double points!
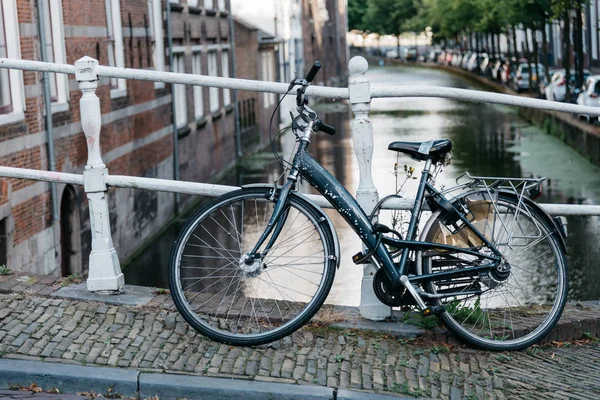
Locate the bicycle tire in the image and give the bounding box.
[169,187,337,346]
[418,191,567,351]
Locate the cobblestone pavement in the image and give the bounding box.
[0,292,599,399]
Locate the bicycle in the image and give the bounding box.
[168,62,568,351]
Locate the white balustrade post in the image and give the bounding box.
[76,56,124,293]
[348,56,390,320]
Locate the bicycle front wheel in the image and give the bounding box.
[169,188,336,346]
[419,192,567,350]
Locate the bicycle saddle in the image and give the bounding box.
[388,139,452,163]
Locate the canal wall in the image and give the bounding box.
[371,56,600,167]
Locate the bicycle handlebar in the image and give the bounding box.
[305,61,321,83]
[290,60,336,135]
[316,120,336,135]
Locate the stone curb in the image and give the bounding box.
[0,359,409,400]
[0,359,139,396]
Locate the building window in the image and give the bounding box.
[204,0,214,9]
[207,51,219,112]
[148,0,165,89]
[221,50,231,106]
[261,51,276,108]
[0,4,12,114]
[0,0,24,124]
[106,0,126,97]
[192,52,204,120]
[41,0,68,110]
[218,0,226,11]
[173,52,187,127]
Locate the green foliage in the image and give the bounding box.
[0,265,12,276]
[391,382,430,397]
[60,273,82,287]
[361,0,417,35]
[445,298,486,327]
[348,0,368,31]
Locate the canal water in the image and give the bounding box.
[124,65,600,306]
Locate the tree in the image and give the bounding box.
[362,0,417,57]
[348,0,368,32]
[573,0,586,89]
[552,0,573,98]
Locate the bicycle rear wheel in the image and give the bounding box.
[419,192,567,350]
[169,188,336,346]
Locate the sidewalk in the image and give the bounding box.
[0,271,600,399]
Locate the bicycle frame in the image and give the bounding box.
[246,125,502,308]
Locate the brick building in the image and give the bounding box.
[302,0,348,86]
[233,18,278,149]
[0,0,235,277]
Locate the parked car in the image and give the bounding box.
[451,52,463,67]
[428,49,442,63]
[445,50,453,65]
[467,53,487,73]
[501,58,525,86]
[402,47,417,62]
[479,54,494,77]
[438,50,448,64]
[461,52,472,69]
[385,50,399,59]
[545,69,591,102]
[512,63,546,92]
[491,59,504,81]
[576,75,600,122]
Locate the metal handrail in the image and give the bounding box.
[0,55,598,303]
[4,57,600,116]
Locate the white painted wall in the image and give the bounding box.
[231,0,304,126]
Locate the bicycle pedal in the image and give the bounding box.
[421,305,445,317]
[352,251,369,264]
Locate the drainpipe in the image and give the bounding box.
[36,1,59,229]
[586,2,592,68]
[166,0,180,213]
[229,7,242,157]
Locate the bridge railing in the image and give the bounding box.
[1,55,600,320]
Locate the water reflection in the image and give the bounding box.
[125,65,600,306]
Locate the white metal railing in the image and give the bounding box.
[1,55,600,320]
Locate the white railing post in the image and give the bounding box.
[348,56,390,321]
[75,56,124,293]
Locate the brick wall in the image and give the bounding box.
[233,19,278,148]
[2,0,239,277]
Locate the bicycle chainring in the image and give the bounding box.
[373,269,406,307]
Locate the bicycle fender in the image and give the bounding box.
[498,190,568,254]
[241,184,341,269]
[450,189,568,255]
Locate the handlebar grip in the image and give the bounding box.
[317,120,336,135]
[305,61,322,83]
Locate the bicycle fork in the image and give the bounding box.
[244,177,295,265]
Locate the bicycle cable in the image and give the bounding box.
[268,87,294,173]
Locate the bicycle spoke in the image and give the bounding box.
[423,194,566,350]
[170,189,335,345]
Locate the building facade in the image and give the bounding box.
[0,0,235,277]
[233,18,278,150]
[0,0,349,278]
[301,0,348,87]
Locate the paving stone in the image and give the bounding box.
[0,291,599,399]
[281,359,294,378]
[245,360,258,376]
